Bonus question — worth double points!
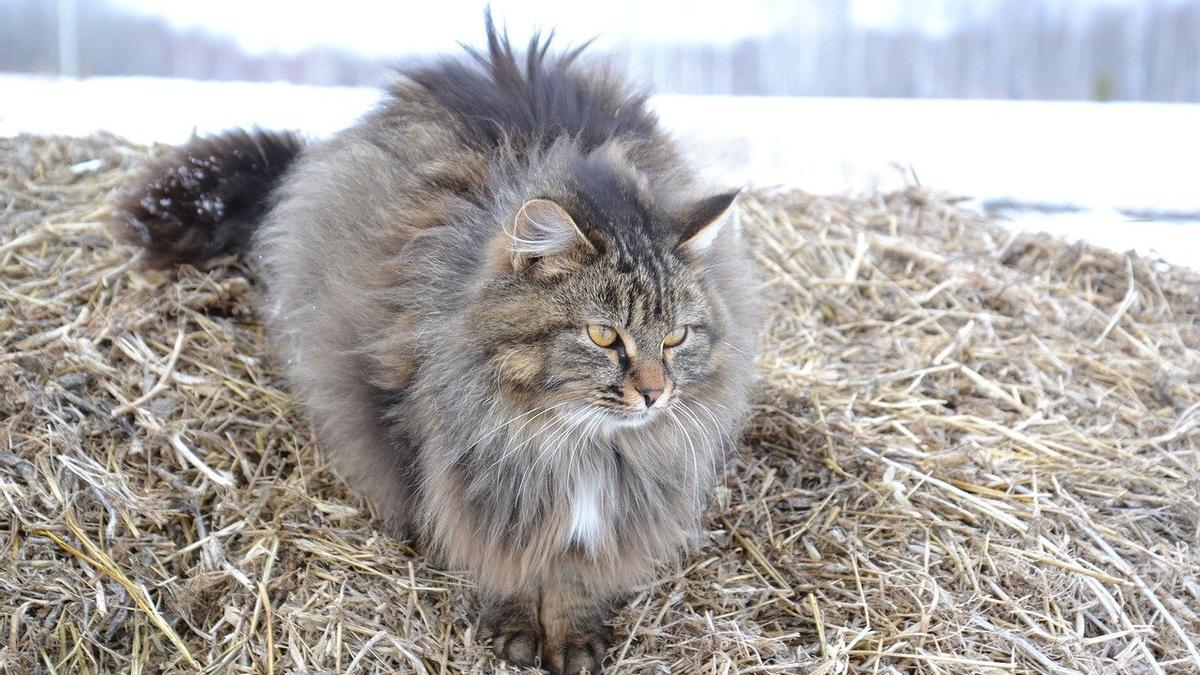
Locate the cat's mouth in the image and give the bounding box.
[604,400,670,429]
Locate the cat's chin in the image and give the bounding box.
[602,406,662,430]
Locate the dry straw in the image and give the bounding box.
[2,135,1198,673]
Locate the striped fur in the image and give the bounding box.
[118,13,758,674]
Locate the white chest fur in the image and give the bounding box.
[566,477,605,553]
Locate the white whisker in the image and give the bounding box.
[665,408,701,510]
[518,406,596,502]
[487,401,576,478]
[692,400,733,478]
[565,408,605,488]
[719,340,752,358]
[675,400,718,474]
[470,399,573,451]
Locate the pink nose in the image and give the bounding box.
[638,386,663,408]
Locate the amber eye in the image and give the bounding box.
[587,324,619,348]
[663,326,688,348]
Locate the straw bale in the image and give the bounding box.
[2,135,1198,674]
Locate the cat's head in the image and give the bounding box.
[473,161,744,431]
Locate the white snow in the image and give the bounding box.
[651,94,1200,270]
[2,74,1196,269]
[0,75,380,143]
[653,95,1200,215]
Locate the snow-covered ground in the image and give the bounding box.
[2,75,1197,269]
[0,75,379,143]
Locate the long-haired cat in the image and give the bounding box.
[113,14,757,674]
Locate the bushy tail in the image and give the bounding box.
[111,129,304,268]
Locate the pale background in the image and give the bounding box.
[2,0,1198,267]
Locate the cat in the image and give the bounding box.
[112,13,758,674]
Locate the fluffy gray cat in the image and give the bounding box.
[114,15,757,674]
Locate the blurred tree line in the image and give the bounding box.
[626,0,1200,100]
[1,0,1198,100]
[0,0,393,85]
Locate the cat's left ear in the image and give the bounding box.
[676,189,741,257]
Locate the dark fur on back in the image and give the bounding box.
[406,10,657,154]
[111,129,303,268]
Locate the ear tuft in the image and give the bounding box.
[677,189,741,256]
[507,198,593,271]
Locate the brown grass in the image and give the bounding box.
[2,134,1199,674]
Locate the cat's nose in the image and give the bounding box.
[638,386,663,408]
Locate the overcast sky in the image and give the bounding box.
[108,0,1137,57]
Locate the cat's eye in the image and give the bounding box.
[587,324,619,348]
[663,326,688,348]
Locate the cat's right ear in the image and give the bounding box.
[506,199,595,273]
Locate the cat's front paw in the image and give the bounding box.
[543,629,612,674]
[492,627,543,668]
[479,602,543,668]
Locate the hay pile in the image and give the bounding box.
[2,134,1198,675]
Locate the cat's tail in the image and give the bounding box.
[111,128,304,268]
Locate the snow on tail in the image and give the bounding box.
[111,128,304,268]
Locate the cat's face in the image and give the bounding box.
[478,192,738,431]
[546,259,717,426]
